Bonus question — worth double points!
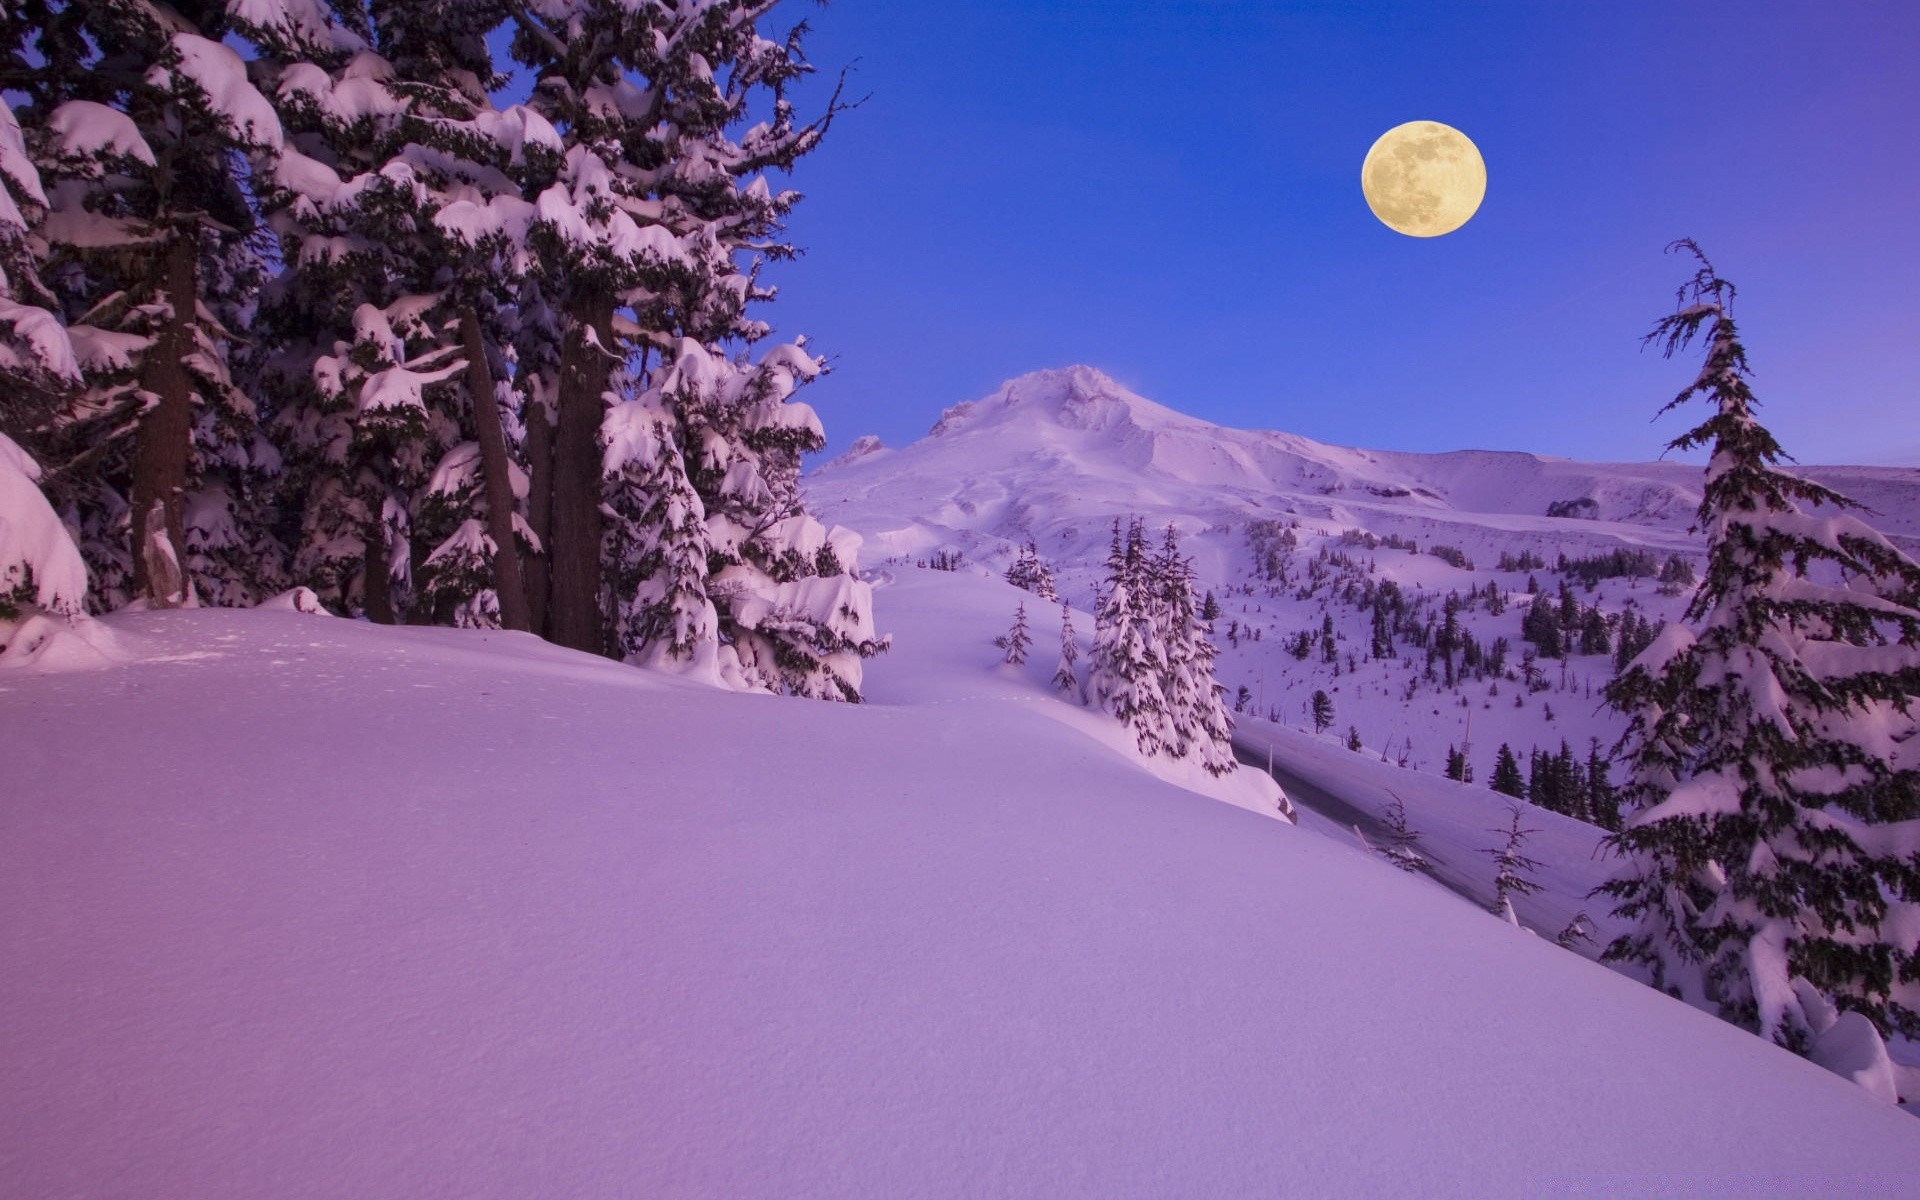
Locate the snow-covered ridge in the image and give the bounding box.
[811,365,1920,564]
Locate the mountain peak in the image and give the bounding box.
[927,365,1182,440]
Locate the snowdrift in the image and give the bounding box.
[4,589,1919,1197]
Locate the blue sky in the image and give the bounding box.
[756,1,1919,466]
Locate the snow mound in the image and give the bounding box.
[0,610,125,671]
[4,600,1920,1196]
[256,586,331,615]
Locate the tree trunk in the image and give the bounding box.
[547,299,614,655]
[363,529,394,624]
[460,306,531,632]
[129,233,197,607]
[524,390,552,638]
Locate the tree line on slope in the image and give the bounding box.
[0,0,883,698]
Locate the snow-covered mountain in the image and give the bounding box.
[808,364,1920,566]
[807,366,1920,785]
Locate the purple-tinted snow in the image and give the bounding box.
[4,573,1920,1197]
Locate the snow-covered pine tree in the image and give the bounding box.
[1052,600,1078,694]
[11,3,285,609]
[1378,796,1428,874]
[0,431,89,637]
[499,0,854,662]
[1087,517,1168,756]
[1599,554,1724,1007]
[0,91,78,437]
[1152,524,1235,775]
[497,0,877,694]
[1004,539,1056,601]
[1487,803,1545,921]
[997,601,1031,665]
[1600,241,1920,1046]
[0,86,88,631]
[243,0,546,626]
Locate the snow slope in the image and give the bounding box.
[5,575,1920,1197]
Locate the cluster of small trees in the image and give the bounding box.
[1518,579,1611,659]
[0,0,882,698]
[1082,517,1235,774]
[1600,243,1920,1053]
[1487,739,1618,829]
[1003,539,1056,601]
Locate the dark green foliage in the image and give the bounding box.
[1600,242,1920,1044]
[1310,689,1334,734]
[1490,744,1526,799]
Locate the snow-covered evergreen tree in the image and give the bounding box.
[1488,803,1545,922]
[1152,525,1236,775]
[9,3,286,609]
[1005,539,1057,601]
[0,431,88,631]
[1600,241,1920,1046]
[1087,518,1168,756]
[243,0,543,625]
[1052,600,1079,694]
[1378,796,1429,875]
[0,92,78,429]
[0,88,86,628]
[499,0,866,677]
[996,601,1032,665]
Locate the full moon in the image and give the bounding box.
[1361,121,1486,238]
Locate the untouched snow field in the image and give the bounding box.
[6,570,1920,1197]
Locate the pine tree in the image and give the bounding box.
[1487,803,1545,920]
[1600,241,1920,1045]
[0,89,78,435]
[1370,602,1394,660]
[244,1,542,628]
[11,3,286,609]
[1087,518,1168,756]
[1522,594,1563,658]
[1586,737,1619,831]
[1580,608,1611,656]
[1378,796,1428,874]
[1346,725,1363,753]
[1153,524,1236,775]
[1,432,89,631]
[1005,539,1057,601]
[1310,689,1334,735]
[1052,601,1078,694]
[997,601,1031,665]
[0,89,88,627]
[1490,744,1526,799]
[502,0,863,678]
